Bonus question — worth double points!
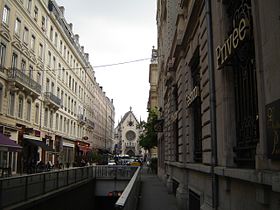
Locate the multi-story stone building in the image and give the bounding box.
[0,0,114,174]
[156,0,280,209]
[147,47,159,158]
[114,108,142,157]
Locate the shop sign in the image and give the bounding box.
[216,18,249,69]
[187,86,199,107]
[266,99,280,159]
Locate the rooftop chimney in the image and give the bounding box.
[75,34,79,42]
[81,46,84,53]
[59,6,65,15]
[85,53,89,61]
[69,23,73,30]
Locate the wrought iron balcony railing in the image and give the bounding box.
[7,68,41,96]
[86,118,95,129]
[44,92,61,109]
[78,114,86,124]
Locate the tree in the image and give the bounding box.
[138,108,158,151]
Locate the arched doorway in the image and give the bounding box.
[126,150,135,157]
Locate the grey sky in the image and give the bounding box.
[55,0,157,123]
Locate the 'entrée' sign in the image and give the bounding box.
[216,18,249,69]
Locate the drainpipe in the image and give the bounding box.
[205,0,218,209]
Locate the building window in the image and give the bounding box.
[14,18,21,36]
[60,115,63,131]
[229,1,259,168]
[57,87,60,99]
[11,53,18,69]
[21,59,26,72]
[35,103,39,124]
[33,6,38,21]
[26,99,31,121]
[53,56,56,70]
[59,40,63,53]
[8,92,15,116]
[36,71,41,84]
[18,95,24,119]
[38,43,43,58]
[2,5,10,25]
[50,26,53,41]
[44,108,48,127]
[69,75,71,88]
[27,0,32,12]
[54,32,58,47]
[64,117,66,132]
[0,43,6,70]
[23,27,29,44]
[61,90,64,107]
[46,78,50,92]
[190,49,202,163]
[49,111,53,129]
[55,113,59,130]
[48,51,51,66]
[51,82,54,93]
[29,65,33,79]
[41,16,46,31]
[0,83,3,112]
[30,35,35,51]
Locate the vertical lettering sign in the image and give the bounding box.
[266,99,280,159]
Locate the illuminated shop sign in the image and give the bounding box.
[216,18,249,69]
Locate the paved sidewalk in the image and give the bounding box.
[137,167,178,210]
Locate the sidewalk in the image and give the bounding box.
[137,167,178,210]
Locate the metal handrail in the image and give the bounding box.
[44,92,61,106]
[0,166,136,209]
[115,167,141,210]
[7,68,41,94]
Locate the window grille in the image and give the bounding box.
[190,49,202,162]
[226,0,260,168]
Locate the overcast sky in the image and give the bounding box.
[55,0,157,123]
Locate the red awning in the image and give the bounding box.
[77,145,91,153]
[0,132,22,152]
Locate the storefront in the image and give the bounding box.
[75,141,91,166]
[61,138,75,168]
[23,134,54,173]
[0,132,22,176]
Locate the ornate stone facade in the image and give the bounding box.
[156,0,280,209]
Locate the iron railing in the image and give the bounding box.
[230,0,259,168]
[0,165,137,209]
[115,167,141,210]
[78,114,86,124]
[7,68,41,95]
[44,92,61,107]
[86,118,95,129]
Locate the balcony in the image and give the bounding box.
[78,114,86,125]
[7,68,41,98]
[86,118,95,129]
[44,92,61,111]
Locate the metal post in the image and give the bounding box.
[0,180,3,209]
[56,171,59,189]
[43,173,46,195]
[25,176,28,200]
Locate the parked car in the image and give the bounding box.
[107,160,116,165]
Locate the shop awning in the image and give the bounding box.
[25,139,54,152]
[0,132,22,152]
[77,145,91,153]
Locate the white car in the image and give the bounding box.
[108,160,116,165]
